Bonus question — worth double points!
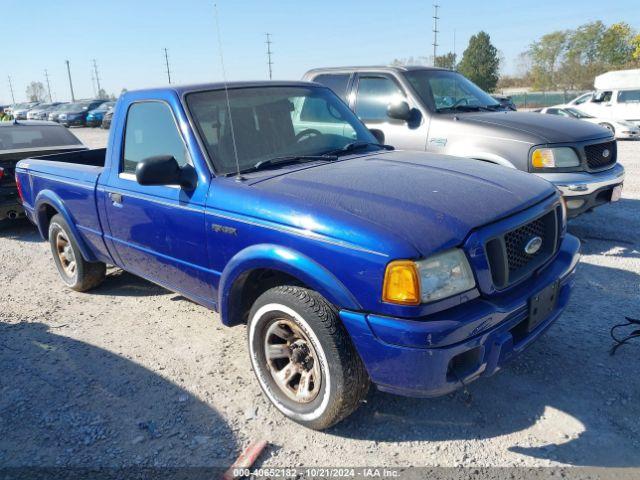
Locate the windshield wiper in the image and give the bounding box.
[240,154,338,174]
[323,141,394,157]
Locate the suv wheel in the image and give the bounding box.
[248,286,369,430]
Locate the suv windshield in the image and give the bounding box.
[186,86,380,175]
[404,70,501,112]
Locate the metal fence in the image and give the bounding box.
[498,90,589,109]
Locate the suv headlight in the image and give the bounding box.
[531,147,580,169]
[382,249,476,305]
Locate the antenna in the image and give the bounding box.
[432,3,439,67]
[163,48,172,84]
[93,59,102,97]
[213,3,241,180]
[44,69,53,102]
[265,33,274,80]
[453,29,456,70]
[7,76,15,103]
[65,60,76,102]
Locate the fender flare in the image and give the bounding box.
[218,244,361,326]
[34,189,97,262]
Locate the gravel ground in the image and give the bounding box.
[1,128,639,469]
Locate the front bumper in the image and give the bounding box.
[340,234,580,398]
[536,163,625,217]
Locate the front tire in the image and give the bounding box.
[248,286,369,430]
[48,214,106,292]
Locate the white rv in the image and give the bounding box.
[578,69,640,129]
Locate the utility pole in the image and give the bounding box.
[432,3,440,67]
[65,60,76,102]
[93,59,102,97]
[163,48,172,84]
[44,69,53,101]
[7,76,15,103]
[265,33,274,80]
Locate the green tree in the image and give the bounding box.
[457,31,500,91]
[599,22,634,66]
[528,31,567,90]
[434,52,457,70]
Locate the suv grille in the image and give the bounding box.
[485,207,561,289]
[584,141,616,170]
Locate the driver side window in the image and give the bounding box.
[355,76,405,122]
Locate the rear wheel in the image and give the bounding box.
[248,286,369,430]
[49,214,106,291]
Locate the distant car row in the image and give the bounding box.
[4,99,115,128]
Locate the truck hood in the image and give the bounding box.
[458,111,611,143]
[248,151,556,256]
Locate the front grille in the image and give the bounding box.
[485,207,561,289]
[584,141,616,170]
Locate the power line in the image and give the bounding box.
[163,48,172,84]
[93,59,102,97]
[265,33,274,80]
[44,69,52,102]
[65,60,75,102]
[432,3,439,67]
[7,76,15,103]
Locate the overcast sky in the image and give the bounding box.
[1,0,637,103]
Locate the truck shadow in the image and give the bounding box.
[0,322,237,468]
[331,202,640,467]
[95,269,172,298]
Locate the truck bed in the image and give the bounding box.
[16,148,112,264]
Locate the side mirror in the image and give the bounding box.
[369,128,385,144]
[135,155,196,189]
[592,92,606,103]
[387,101,411,121]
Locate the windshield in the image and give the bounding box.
[565,108,594,119]
[404,70,500,112]
[186,86,380,175]
[0,125,82,151]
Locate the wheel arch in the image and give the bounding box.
[34,190,97,262]
[218,244,361,327]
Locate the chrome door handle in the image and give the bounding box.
[108,192,123,204]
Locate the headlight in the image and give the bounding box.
[531,147,580,169]
[382,249,476,305]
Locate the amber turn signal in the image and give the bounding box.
[382,260,420,306]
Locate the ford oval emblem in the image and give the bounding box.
[602,149,610,158]
[524,236,543,255]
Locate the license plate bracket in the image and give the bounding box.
[528,281,559,332]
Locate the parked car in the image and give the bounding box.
[58,100,107,127]
[576,69,640,127]
[11,102,41,120]
[491,94,517,111]
[101,107,114,129]
[304,66,624,217]
[539,106,639,140]
[0,121,85,224]
[26,102,65,120]
[48,103,74,123]
[16,81,580,429]
[86,101,115,127]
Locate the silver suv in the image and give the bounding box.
[303,66,625,217]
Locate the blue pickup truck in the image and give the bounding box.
[16,81,580,429]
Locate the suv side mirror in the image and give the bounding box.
[369,128,385,144]
[387,101,411,121]
[135,155,196,189]
[592,92,606,103]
